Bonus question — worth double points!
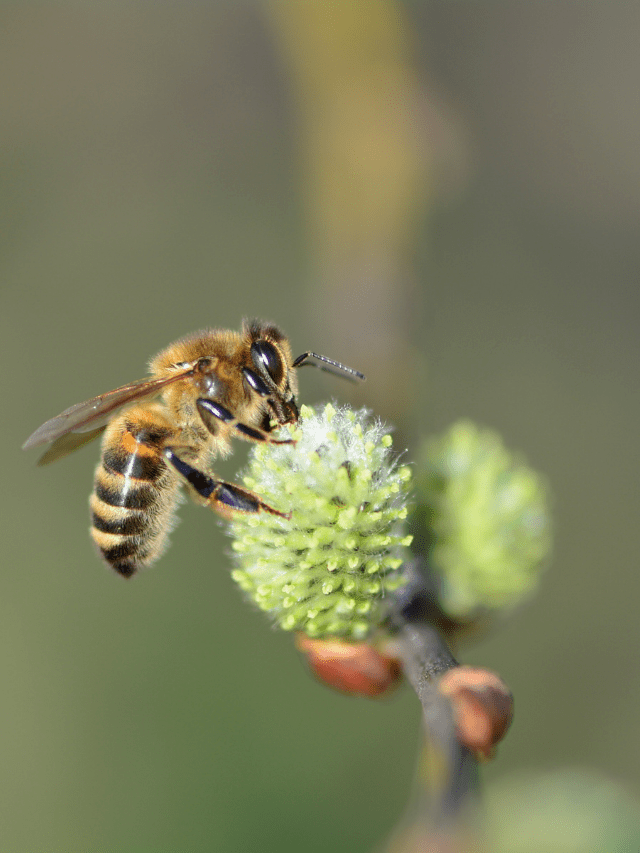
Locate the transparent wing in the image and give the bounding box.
[36,425,108,466]
[23,369,194,454]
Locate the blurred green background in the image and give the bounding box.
[2,4,639,851]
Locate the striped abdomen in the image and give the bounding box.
[90,412,181,577]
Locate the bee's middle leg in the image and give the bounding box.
[163,448,290,520]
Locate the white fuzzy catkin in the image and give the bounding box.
[228,404,412,640]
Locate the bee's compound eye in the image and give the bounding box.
[251,341,282,383]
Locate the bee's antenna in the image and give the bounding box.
[293,352,366,383]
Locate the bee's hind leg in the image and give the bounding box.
[163,448,290,520]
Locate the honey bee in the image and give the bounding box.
[23,320,364,578]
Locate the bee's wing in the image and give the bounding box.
[23,369,195,460]
[35,425,109,466]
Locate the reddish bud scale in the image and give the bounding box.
[438,666,514,759]
[296,634,402,697]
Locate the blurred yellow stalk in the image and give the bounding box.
[267,1,431,415]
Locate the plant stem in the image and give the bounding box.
[385,562,480,847]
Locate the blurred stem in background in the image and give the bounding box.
[266,4,478,849]
[267,0,435,419]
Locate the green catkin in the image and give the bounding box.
[227,404,412,640]
[410,420,552,620]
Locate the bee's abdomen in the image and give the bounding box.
[90,417,180,577]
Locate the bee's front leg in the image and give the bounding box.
[163,448,290,520]
[196,399,296,445]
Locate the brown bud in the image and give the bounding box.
[439,666,514,760]
[296,634,402,697]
